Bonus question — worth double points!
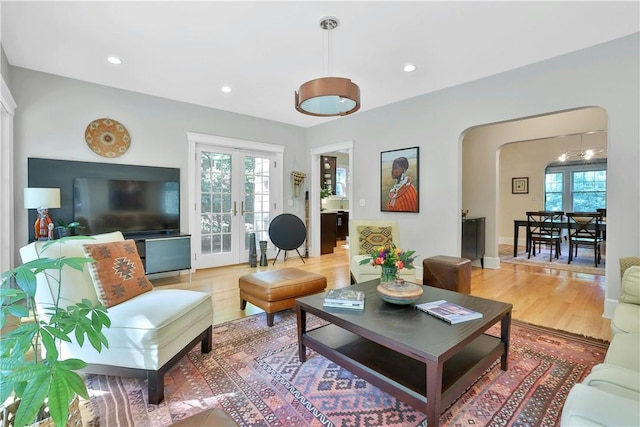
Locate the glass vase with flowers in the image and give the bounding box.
[360,243,422,304]
[359,243,416,283]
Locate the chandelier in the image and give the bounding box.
[556,131,607,162]
[295,16,360,117]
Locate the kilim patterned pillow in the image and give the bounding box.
[82,240,153,308]
[357,226,393,255]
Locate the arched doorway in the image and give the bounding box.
[461,106,607,270]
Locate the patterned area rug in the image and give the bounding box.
[499,241,605,275]
[86,311,608,427]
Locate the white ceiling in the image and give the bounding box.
[2,1,638,128]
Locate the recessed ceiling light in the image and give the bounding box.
[403,64,416,72]
[221,86,232,93]
[107,56,122,65]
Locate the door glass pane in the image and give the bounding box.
[245,156,270,248]
[201,152,232,254]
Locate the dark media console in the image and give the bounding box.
[131,233,191,276]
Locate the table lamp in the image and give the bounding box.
[24,187,61,240]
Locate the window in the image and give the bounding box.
[572,170,606,211]
[336,167,347,196]
[545,173,563,211]
[544,160,607,212]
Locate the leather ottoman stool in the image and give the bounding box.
[422,255,471,294]
[239,268,327,326]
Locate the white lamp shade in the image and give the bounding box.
[24,188,61,209]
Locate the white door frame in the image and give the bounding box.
[1,76,17,271]
[309,140,354,257]
[187,132,284,270]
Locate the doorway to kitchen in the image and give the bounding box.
[310,141,354,258]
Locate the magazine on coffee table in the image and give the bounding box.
[416,299,482,324]
[323,288,365,310]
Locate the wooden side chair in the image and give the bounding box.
[526,211,564,262]
[566,212,604,267]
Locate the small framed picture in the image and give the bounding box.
[512,177,529,194]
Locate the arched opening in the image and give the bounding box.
[461,106,607,271]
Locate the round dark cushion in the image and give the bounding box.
[269,214,305,250]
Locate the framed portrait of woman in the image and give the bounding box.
[380,146,419,212]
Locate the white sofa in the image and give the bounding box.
[561,260,640,426]
[348,219,415,284]
[611,260,640,335]
[20,231,214,404]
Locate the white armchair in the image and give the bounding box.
[348,219,415,284]
[19,231,213,404]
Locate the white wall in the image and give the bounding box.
[9,67,307,264]
[306,34,639,317]
[8,33,639,318]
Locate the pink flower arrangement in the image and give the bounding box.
[360,243,416,270]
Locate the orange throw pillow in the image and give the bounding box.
[82,240,153,308]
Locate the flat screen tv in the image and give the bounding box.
[73,178,180,236]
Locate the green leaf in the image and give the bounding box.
[58,358,87,371]
[40,329,60,361]
[0,373,15,407]
[56,367,89,400]
[60,256,96,271]
[43,325,72,342]
[48,370,72,427]
[74,326,86,347]
[11,367,50,427]
[7,304,30,318]
[85,329,103,352]
[94,309,111,327]
[14,267,38,297]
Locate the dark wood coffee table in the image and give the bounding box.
[296,280,512,427]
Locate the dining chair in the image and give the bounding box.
[566,212,604,267]
[526,211,564,262]
[596,208,607,240]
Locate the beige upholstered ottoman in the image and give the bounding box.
[239,268,327,326]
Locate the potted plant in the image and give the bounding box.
[55,220,84,239]
[0,237,111,427]
[320,187,332,199]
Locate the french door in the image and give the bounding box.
[193,145,280,269]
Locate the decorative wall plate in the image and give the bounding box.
[85,118,131,158]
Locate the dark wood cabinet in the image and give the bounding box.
[321,213,337,255]
[321,156,337,195]
[462,217,485,268]
[336,211,349,240]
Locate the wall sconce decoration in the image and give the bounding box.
[291,171,307,198]
[85,118,131,158]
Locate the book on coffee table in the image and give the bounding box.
[416,299,482,324]
[323,288,365,310]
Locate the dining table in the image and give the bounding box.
[512,219,607,257]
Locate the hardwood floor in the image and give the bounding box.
[152,241,611,342]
